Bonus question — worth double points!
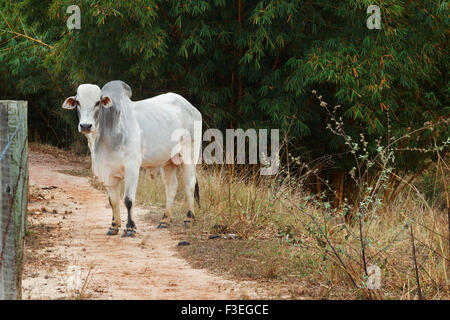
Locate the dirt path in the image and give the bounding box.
[22,150,263,299]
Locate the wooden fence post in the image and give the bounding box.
[0,100,28,300]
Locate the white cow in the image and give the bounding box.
[62,80,202,237]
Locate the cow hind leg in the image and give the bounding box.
[182,163,197,227]
[106,183,121,235]
[122,164,140,237]
[158,163,178,228]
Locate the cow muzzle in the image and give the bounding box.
[79,123,93,133]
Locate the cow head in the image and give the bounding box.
[62,84,113,135]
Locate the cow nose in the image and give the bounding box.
[80,123,92,132]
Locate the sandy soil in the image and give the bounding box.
[22,150,264,299]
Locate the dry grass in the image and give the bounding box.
[135,164,449,300]
[32,143,449,299]
[29,142,90,167]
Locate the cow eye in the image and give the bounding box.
[95,101,100,107]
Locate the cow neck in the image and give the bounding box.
[92,103,128,156]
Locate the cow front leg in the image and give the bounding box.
[106,183,121,235]
[122,163,140,238]
[158,163,178,228]
[122,196,136,237]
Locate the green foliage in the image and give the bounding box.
[0,0,448,176]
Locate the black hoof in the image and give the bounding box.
[106,227,119,236]
[157,221,170,229]
[121,228,136,238]
[186,210,195,220]
[183,219,193,227]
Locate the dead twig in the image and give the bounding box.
[1,29,53,49]
[409,225,423,300]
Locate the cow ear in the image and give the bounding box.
[100,95,113,108]
[62,96,78,110]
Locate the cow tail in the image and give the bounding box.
[194,178,200,208]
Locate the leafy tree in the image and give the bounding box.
[1,0,448,198]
